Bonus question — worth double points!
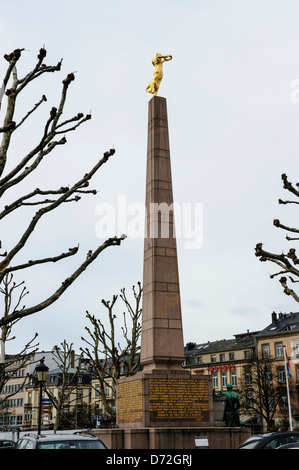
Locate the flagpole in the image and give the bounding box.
[284,346,293,431]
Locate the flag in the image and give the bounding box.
[285,349,292,379]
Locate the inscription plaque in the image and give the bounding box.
[117,379,143,423]
[149,378,209,422]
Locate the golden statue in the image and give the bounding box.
[146,53,172,96]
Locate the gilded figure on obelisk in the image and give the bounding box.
[146,53,172,96]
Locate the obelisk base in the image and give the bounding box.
[116,369,214,429]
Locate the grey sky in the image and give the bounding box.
[1,0,299,354]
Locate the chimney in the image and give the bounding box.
[272,311,277,323]
[71,350,75,368]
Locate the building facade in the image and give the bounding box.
[183,311,299,430]
[184,330,257,393]
[254,312,299,427]
[0,355,30,428]
[0,350,83,429]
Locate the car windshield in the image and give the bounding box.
[0,441,14,447]
[37,439,106,449]
[238,437,263,449]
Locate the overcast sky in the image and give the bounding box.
[2,0,299,355]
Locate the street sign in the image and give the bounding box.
[42,398,52,405]
[92,415,103,422]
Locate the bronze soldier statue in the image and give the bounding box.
[223,383,240,427]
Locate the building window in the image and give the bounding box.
[220,353,225,362]
[231,371,237,386]
[197,356,203,364]
[268,394,274,411]
[293,340,299,357]
[211,355,216,363]
[229,352,235,361]
[247,393,253,409]
[222,373,227,388]
[280,395,288,411]
[278,366,285,383]
[265,367,272,384]
[212,374,218,389]
[275,342,283,358]
[105,384,110,397]
[24,411,31,423]
[245,369,252,386]
[244,350,251,359]
[262,344,270,358]
[16,415,22,425]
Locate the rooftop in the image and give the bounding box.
[184,331,257,358]
[256,311,299,337]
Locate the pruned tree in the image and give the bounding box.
[44,340,89,432]
[0,47,125,336]
[0,273,38,409]
[238,352,295,431]
[59,402,93,430]
[0,335,38,410]
[255,173,299,301]
[80,282,142,420]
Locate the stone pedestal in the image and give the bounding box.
[116,369,214,429]
[213,396,226,426]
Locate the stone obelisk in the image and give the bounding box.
[116,57,213,436]
[140,95,185,371]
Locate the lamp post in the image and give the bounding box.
[35,359,49,435]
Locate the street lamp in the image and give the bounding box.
[35,359,49,435]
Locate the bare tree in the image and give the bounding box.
[0,273,38,409]
[44,340,89,432]
[255,173,299,302]
[238,352,295,431]
[80,282,142,420]
[0,336,38,412]
[0,47,125,333]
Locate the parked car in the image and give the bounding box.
[15,432,107,449]
[238,431,299,449]
[0,439,15,449]
[277,441,299,449]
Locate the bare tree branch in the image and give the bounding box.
[0,47,126,333]
[0,273,39,407]
[80,283,142,420]
[0,148,116,281]
[256,173,299,302]
[0,237,124,328]
[44,340,85,432]
[5,246,79,274]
